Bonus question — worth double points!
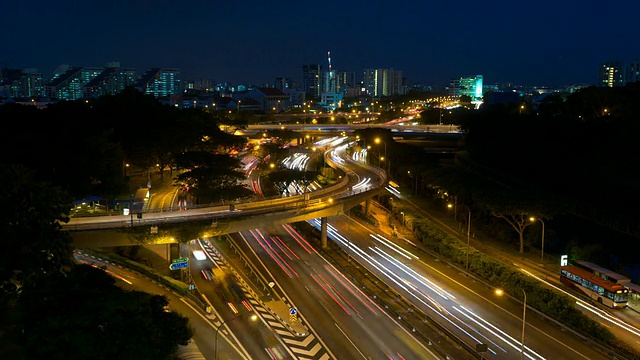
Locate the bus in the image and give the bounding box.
[560,265,629,308]
[573,260,631,285]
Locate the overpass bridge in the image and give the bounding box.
[65,143,387,249]
[241,123,462,141]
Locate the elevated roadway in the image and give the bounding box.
[66,143,387,248]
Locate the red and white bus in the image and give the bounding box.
[560,265,629,308]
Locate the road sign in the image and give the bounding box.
[169,261,188,270]
[172,257,188,264]
[289,307,297,315]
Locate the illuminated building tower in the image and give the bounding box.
[321,51,343,110]
[598,62,625,87]
[450,75,483,100]
[336,71,356,93]
[134,68,181,97]
[0,68,44,98]
[45,66,103,100]
[82,62,137,98]
[362,68,403,97]
[302,64,322,99]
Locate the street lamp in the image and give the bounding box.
[374,137,388,173]
[400,211,405,229]
[448,203,471,272]
[215,313,258,360]
[529,217,545,262]
[495,288,527,360]
[407,170,418,195]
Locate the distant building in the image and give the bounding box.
[598,62,625,87]
[362,68,404,97]
[450,75,483,100]
[482,91,520,106]
[274,77,295,91]
[627,60,640,84]
[45,66,103,100]
[302,64,322,98]
[245,87,289,112]
[285,88,306,105]
[336,71,357,93]
[0,68,45,98]
[134,68,181,98]
[82,63,137,98]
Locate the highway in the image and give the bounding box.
[69,136,640,359]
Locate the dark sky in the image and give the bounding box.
[2,0,637,88]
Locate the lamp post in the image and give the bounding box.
[374,137,388,173]
[448,203,471,272]
[215,314,258,360]
[529,217,545,262]
[408,170,418,195]
[495,288,526,360]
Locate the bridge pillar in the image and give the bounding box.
[321,217,328,249]
[365,199,370,216]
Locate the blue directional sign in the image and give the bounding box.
[169,261,188,270]
[289,307,297,315]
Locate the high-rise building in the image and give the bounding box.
[274,77,294,91]
[0,68,44,98]
[627,60,640,84]
[302,64,322,99]
[134,68,181,97]
[362,69,404,97]
[45,66,103,100]
[598,62,625,87]
[450,75,483,100]
[336,71,357,93]
[82,63,137,98]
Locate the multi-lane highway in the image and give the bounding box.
[71,135,640,359]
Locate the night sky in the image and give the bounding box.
[2,0,637,88]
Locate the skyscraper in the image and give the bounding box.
[598,62,625,87]
[0,68,44,98]
[83,63,137,98]
[302,64,322,99]
[45,66,103,100]
[134,68,181,97]
[362,69,403,97]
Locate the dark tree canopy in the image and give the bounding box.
[19,264,193,360]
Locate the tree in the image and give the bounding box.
[18,264,193,360]
[173,151,252,203]
[473,183,567,254]
[0,164,73,304]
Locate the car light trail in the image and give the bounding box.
[519,269,640,337]
[370,245,454,300]
[370,233,418,260]
[248,229,298,278]
[311,273,352,315]
[324,264,380,315]
[282,223,318,254]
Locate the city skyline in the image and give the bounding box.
[2,0,638,88]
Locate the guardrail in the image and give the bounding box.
[62,145,375,232]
